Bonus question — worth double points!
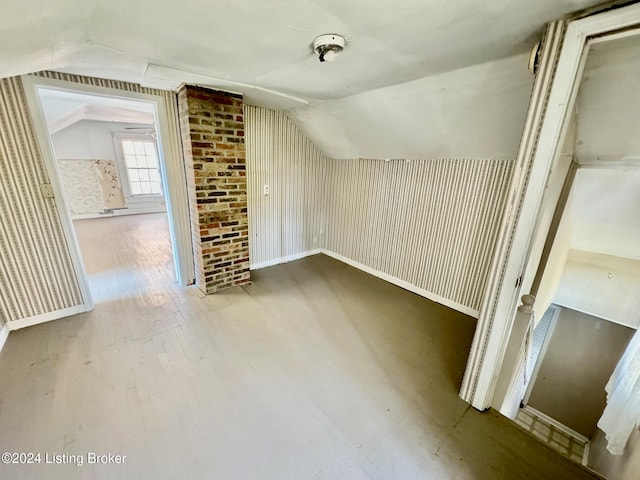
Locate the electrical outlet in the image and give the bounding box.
[263,184,270,196]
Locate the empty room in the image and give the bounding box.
[0,1,639,479]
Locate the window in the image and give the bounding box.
[121,139,162,195]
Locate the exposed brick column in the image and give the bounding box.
[177,85,250,293]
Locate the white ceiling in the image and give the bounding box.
[288,53,534,159]
[577,33,640,165]
[38,88,155,133]
[0,0,606,160]
[2,0,603,100]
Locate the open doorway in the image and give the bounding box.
[21,74,195,317]
[35,88,176,304]
[498,30,640,477]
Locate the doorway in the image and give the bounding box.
[496,27,640,477]
[21,75,195,313]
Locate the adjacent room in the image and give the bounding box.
[0,1,639,479]
[36,88,176,304]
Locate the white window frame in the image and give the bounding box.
[112,133,164,200]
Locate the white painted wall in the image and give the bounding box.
[287,54,534,160]
[50,119,166,217]
[577,34,640,164]
[554,250,640,329]
[569,169,640,261]
[50,119,146,160]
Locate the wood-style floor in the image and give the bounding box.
[0,214,598,479]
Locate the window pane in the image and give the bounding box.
[146,153,158,168]
[143,142,156,156]
[122,140,135,155]
[125,154,138,168]
[120,139,162,196]
[134,141,146,155]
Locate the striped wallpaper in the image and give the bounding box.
[1,74,513,325]
[245,106,327,267]
[324,158,513,315]
[0,76,82,324]
[0,71,192,327]
[245,105,514,316]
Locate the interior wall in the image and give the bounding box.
[244,106,326,268]
[51,119,147,159]
[527,306,634,437]
[0,76,83,324]
[554,250,640,329]
[50,120,165,217]
[324,157,513,315]
[246,105,515,316]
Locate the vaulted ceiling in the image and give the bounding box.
[2,0,606,158]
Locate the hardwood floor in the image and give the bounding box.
[72,213,175,304]
[0,214,598,479]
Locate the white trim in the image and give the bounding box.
[321,250,479,318]
[111,132,165,199]
[7,305,88,331]
[250,249,479,318]
[522,405,590,444]
[0,323,9,353]
[250,249,321,270]
[21,74,195,288]
[462,3,640,410]
[551,302,639,330]
[70,206,166,220]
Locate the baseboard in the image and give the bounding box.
[250,249,322,270]
[249,248,479,318]
[0,323,9,354]
[321,250,480,318]
[8,304,88,331]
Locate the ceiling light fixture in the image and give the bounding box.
[313,34,346,63]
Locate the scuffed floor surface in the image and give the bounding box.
[0,214,598,479]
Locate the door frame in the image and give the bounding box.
[460,2,640,410]
[21,75,195,314]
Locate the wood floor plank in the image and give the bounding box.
[0,214,599,479]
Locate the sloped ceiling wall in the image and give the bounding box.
[287,54,534,159]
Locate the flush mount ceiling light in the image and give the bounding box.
[313,34,346,62]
